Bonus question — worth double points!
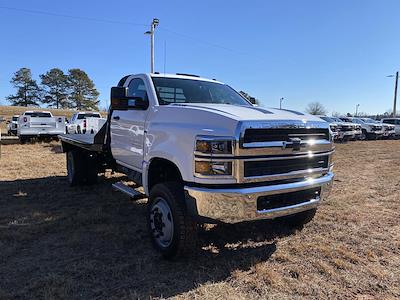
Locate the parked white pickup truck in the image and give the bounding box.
[66,112,106,134]
[18,111,66,143]
[381,118,400,137]
[318,116,361,141]
[340,117,384,140]
[59,73,334,259]
[7,115,19,136]
[359,118,395,139]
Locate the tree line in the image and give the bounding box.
[6,67,99,110]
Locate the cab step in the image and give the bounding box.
[112,181,146,200]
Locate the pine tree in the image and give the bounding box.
[7,68,41,106]
[40,68,70,109]
[67,69,99,110]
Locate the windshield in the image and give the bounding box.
[320,116,334,123]
[340,118,352,123]
[152,77,251,106]
[77,113,101,119]
[362,118,377,123]
[331,117,342,123]
[12,116,18,121]
[24,112,52,118]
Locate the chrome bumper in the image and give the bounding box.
[184,172,334,224]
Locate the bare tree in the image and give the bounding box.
[305,102,327,115]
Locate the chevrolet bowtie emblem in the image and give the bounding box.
[283,137,302,151]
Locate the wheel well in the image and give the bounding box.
[148,158,182,192]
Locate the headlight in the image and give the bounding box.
[195,161,232,176]
[195,137,233,155]
[330,125,337,132]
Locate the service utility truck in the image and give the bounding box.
[59,73,335,259]
[18,111,66,143]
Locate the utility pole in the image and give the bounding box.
[144,18,159,73]
[355,104,360,116]
[393,71,398,117]
[279,97,284,109]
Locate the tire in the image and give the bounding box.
[85,153,98,185]
[19,136,28,144]
[67,150,98,186]
[282,208,317,227]
[77,126,81,134]
[361,129,367,140]
[148,182,198,259]
[66,150,85,186]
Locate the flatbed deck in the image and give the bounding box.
[59,122,108,152]
[59,134,104,152]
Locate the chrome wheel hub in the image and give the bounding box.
[150,197,174,248]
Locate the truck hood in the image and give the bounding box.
[168,103,323,122]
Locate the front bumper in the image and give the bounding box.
[184,172,334,224]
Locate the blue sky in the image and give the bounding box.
[1,0,399,115]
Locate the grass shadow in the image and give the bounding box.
[0,175,299,299]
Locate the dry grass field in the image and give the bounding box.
[0,141,399,299]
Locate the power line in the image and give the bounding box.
[158,26,241,53]
[0,5,248,55]
[0,6,148,27]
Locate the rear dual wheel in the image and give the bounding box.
[66,150,98,186]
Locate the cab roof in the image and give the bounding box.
[122,73,224,85]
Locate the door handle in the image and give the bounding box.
[113,116,120,120]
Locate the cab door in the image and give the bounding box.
[110,77,150,171]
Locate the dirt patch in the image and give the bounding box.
[0,141,399,299]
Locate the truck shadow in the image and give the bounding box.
[0,175,298,299]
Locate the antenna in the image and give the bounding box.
[164,40,167,74]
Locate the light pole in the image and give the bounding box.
[387,71,398,117]
[279,97,284,109]
[144,18,159,73]
[355,104,360,116]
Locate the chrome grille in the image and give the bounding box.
[244,155,329,177]
[243,128,329,143]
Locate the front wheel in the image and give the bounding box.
[360,129,367,140]
[148,182,198,259]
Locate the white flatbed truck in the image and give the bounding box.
[59,73,334,259]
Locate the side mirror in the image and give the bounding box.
[110,87,149,110]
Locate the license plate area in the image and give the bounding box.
[257,187,321,211]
